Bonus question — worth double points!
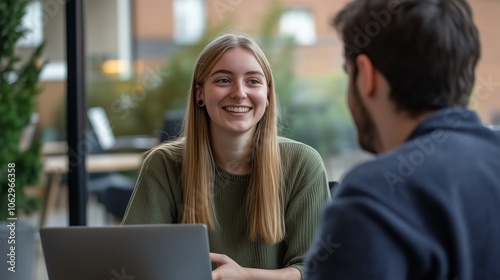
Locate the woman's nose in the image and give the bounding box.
[230,81,246,100]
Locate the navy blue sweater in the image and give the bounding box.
[306,108,500,280]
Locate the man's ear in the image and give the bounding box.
[355,54,375,99]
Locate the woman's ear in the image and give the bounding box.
[195,85,203,102]
[355,54,375,99]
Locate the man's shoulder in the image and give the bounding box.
[341,156,393,191]
[340,143,435,194]
[340,127,476,195]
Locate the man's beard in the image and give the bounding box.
[350,85,380,154]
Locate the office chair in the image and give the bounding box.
[68,107,136,221]
[85,108,134,196]
[101,186,133,222]
[329,181,340,196]
[159,109,185,143]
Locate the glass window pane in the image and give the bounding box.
[173,0,205,45]
[18,1,43,47]
[280,8,316,46]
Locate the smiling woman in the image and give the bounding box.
[122,33,331,280]
[197,47,268,139]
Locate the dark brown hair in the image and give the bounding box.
[333,0,481,116]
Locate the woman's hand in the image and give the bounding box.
[211,253,249,280]
[210,252,302,280]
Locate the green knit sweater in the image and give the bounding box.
[122,137,331,279]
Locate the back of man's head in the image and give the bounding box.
[333,0,481,117]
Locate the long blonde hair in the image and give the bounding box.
[164,33,284,244]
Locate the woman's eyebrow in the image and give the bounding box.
[210,69,264,77]
[210,69,233,77]
[245,70,265,77]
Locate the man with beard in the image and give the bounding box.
[305,0,500,279]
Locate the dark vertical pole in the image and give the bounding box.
[66,0,87,226]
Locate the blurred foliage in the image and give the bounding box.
[283,72,358,155]
[87,77,146,135]
[0,0,44,220]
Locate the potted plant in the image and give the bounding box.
[0,0,44,279]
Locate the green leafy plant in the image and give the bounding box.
[0,0,44,220]
[285,72,357,155]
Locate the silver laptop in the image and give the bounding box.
[40,224,212,280]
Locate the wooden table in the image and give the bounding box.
[43,153,144,173]
[41,137,159,155]
[41,141,67,155]
[40,153,144,227]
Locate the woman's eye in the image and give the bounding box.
[216,78,230,84]
[248,79,260,85]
